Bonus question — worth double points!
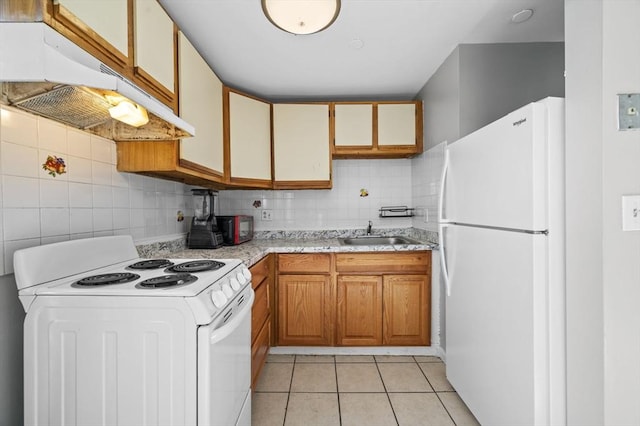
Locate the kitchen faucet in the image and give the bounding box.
[366,220,372,235]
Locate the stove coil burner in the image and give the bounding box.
[166,260,225,273]
[128,259,174,270]
[75,273,140,286]
[138,273,198,289]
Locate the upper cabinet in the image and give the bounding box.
[225,88,272,188]
[332,101,423,159]
[45,0,177,109]
[273,103,332,189]
[178,31,224,180]
[49,0,129,69]
[132,0,176,108]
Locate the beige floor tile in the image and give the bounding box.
[290,363,337,392]
[267,354,295,363]
[378,363,433,392]
[438,392,480,426]
[284,393,340,426]
[251,392,288,426]
[374,355,416,363]
[335,355,375,363]
[254,362,294,392]
[419,362,454,391]
[295,355,335,363]
[388,393,455,426]
[339,393,398,426]
[336,363,385,392]
[413,356,442,363]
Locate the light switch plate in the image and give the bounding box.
[622,195,640,231]
[618,94,640,130]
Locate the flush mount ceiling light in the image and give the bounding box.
[511,9,534,24]
[262,0,341,35]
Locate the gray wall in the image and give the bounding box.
[566,1,640,424]
[418,42,565,150]
[0,275,24,426]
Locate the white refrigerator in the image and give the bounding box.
[438,97,566,426]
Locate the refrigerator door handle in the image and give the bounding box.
[438,148,450,223]
[438,223,451,296]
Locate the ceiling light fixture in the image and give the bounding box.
[108,100,149,127]
[511,9,534,24]
[262,0,341,35]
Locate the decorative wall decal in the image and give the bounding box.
[42,155,66,177]
[253,200,262,208]
[177,211,184,222]
[360,188,369,197]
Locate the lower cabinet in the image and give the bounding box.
[276,254,333,346]
[382,274,430,345]
[250,254,274,389]
[276,251,431,347]
[336,275,383,346]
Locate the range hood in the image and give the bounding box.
[0,23,195,141]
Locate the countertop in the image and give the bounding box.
[163,238,436,268]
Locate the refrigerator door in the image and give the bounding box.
[444,224,550,426]
[445,102,548,231]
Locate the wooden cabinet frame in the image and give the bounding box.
[41,0,178,111]
[331,101,424,159]
[276,252,431,347]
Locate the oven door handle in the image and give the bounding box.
[209,289,255,345]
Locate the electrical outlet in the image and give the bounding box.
[261,209,273,221]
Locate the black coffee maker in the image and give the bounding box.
[187,189,224,249]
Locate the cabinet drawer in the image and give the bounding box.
[251,317,270,389]
[251,279,269,343]
[278,253,331,273]
[250,255,271,290]
[336,251,430,273]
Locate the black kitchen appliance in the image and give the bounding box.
[187,189,224,249]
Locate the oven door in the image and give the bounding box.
[197,287,254,426]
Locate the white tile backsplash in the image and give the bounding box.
[4,208,40,240]
[0,108,38,147]
[1,142,39,177]
[90,135,113,164]
[68,182,93,208]
[40,208,70,237]
[66,155,92,183]
[67,128,91,159]
[218,159,414,231]
[3,176,39,208]
[38,120,68,153]
[0,105,193,275]
[40,179,69,208]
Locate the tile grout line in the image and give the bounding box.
[374,356,401,426]
[333,357,342,426]
[415,357,459,426]
[280,355,297,426]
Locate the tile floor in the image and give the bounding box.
[252,354,480,426]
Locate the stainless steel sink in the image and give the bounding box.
[339,236,422,246]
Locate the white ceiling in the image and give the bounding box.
[158,0,564,102]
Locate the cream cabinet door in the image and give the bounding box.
[229,92,272,181]
[378,103,417,146]
[134,0,175,94]
[57,0,128,56]
[273,104,330,184]
[334,104,373,147]
[178,32,224,175]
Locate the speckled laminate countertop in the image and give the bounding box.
[166,238,435,267]
[135,228,438,267]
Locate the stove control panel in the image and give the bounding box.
[208,265,252,309]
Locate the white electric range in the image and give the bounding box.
[14,235,254,426]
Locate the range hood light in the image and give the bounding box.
[262,0,340,35]
[108,100,149,127]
